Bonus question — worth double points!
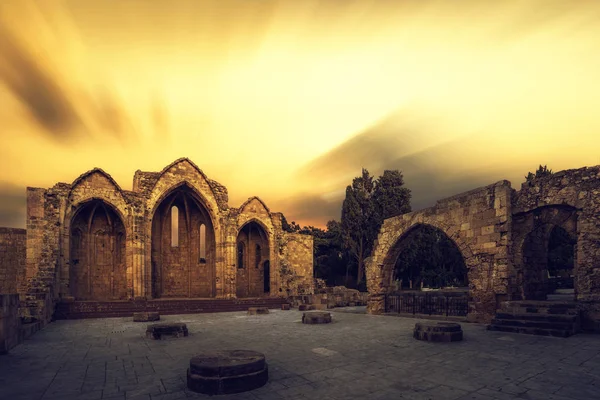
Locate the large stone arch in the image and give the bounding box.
[67,199,128,300]
[149,182,218,298]
[68,169,129,216]
[382,222,471,290]
[367,181,513,323]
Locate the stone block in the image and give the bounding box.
[302,312,332,324]
[146,323,188,340]
[133,312,160,322]
[247,307,269,315]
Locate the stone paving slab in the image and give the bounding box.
[1,309,600,399]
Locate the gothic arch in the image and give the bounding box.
[68,199,127,300]
[150,183,217,298]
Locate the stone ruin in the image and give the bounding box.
[0,158,314,352]
[367,165,600,332]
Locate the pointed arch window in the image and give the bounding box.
[237,242,245,269]
[255,244,261,268]
[171,206,179,247]
[199,223,206,262]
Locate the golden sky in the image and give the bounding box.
[1,0,600,229]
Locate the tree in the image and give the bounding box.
[281,214,300,233]
[525,165,553,182]
[341,168,412,287]
[341,169,378,287]
[373,170,412,220]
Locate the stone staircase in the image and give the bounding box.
[54,297,289,319]
[487,301,581,338]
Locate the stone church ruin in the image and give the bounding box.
[0,158,314,348]
[367,165,600,333]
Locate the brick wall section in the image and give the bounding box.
[367,181,512,323]
[0,228,26,294]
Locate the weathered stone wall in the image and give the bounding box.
[367,181,512,323]
[512,166,600,331]
[0,294,20,354]
[19,158,314,322]
[280,233,314,296]
[0,228,26,294]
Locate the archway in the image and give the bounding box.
[69,200,126,300]
[522,224,576,300]
[388,224,468,291]
[512,205,578,301]
[151,184,216,298]
[236,221,270,297]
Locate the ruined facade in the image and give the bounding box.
[367,165,600,331]
[13,158,313,322]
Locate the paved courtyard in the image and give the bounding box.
[1,308,600,400]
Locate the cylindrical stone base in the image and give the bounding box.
[133,312,160,322]
[146,323,188,340]
[281,304,291,310]
[247,307,270,315]
[187,350,268,395]
[413,322,463,342]
[302,312,332,324]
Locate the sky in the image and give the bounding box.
[1,0,600,229]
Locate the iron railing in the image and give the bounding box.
[384,292,469,317]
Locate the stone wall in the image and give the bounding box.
[512,166,600,331]
[0,228,26,294]
[0,294,20,354]
[280,233,314,296]
[367,181,512,323]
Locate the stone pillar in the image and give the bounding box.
[24,188,45,296]
[132,213,146,299]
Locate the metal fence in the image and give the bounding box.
[384,292,469,317]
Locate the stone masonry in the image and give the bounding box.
[367,165,600,330]
[12,158,314,323]
[0,227,26,294]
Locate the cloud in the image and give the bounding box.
[0,22,135,144]
[0,182,26,229]
[0,26,83,139]
[293,107,528,220]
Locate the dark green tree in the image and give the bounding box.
[525,165,553,182]
[341,168,412,287]
[341,169,378,287]
[373,170,412,220]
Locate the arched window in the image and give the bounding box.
[255,244,261,268]
[237,242,245,269]
[171,206,179,247]
[199,223,206,262]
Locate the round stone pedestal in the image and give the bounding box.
[281,304,291,310]
[413,322,463,342]
[247,307,269,315]
[187,350,268,395]
[146,323,188,340]
[133,312,160,322]
[302,312,332,324]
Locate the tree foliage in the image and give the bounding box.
[340,168,412,287]
[393,225,468,290]
[525,164,553,182]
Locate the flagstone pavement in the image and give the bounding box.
[1,308,599,400]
